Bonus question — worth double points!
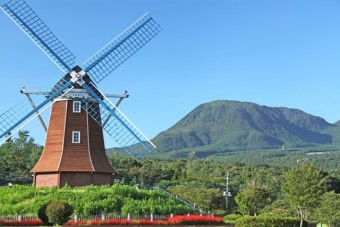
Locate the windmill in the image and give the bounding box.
[0,0,161,187]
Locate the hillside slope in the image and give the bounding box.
[152,100,335,154]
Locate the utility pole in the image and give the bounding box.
[223,172,231,212]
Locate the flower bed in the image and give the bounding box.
[168,215,224,225]
[0,219,42,226]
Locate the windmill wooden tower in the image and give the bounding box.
[0,0,161,187]
[30,78,116,187]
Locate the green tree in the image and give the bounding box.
[169,184,224,213]
[235,184,274,216]
[282,163,326,227]
[0,130,42,181]
[314,191,340,227]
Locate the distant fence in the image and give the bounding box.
[0,213,214,222]
[75,214,169,222]
[0,215,39,222]
[0,214,171,222]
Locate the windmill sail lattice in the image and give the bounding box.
[0,0,161,187]
[82,82,156,160]
[84,13,161,83]
[1,0,76,73]
[0,78,73,139]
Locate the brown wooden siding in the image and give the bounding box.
[31,101,67,172]
[59,100,94,172]
[87,103,113,173]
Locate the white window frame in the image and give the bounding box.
[73,101,81,113]
[72,131,81,144]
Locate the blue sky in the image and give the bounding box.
[1,0,340,146]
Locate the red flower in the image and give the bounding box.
[0,219,43,226]
[138,219,168,225]
[168,215,223,225]
[66,220,88,225]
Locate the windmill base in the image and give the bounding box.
[32,172,113,187]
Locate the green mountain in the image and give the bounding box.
[152,100,337,155]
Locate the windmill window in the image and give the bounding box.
[73,101,81,113]
[72,131,81,143]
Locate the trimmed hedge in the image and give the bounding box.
[45,200,73,225]
[224,214,242,224]
[235,215,308,227]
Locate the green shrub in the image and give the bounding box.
[224,213,242,224]
[37,203,51,226]
[235,215,308,227]
[121,198,192,216]
[45,200,73,225]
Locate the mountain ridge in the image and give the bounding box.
[152,100,337,154]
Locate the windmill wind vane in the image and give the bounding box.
[0,0,161,186]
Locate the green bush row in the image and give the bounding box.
[224,213,242,224]
[234,215,308,227]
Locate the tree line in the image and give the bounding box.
[110,152,340,226]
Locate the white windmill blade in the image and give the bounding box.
[0,86,74,145]
[1,0,76,73]
[83,13,162,84]
[81,82,156,161]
